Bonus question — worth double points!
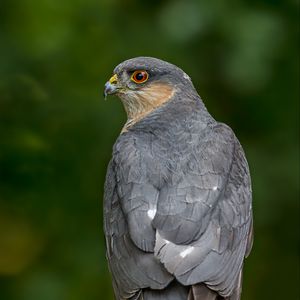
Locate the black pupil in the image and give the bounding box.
[135,72,145,81]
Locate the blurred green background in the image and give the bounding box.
[0,0,298,299]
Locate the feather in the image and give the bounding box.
[142,281,189,300]
[188,284,218,300]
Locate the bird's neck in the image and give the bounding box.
[119,83,176,133]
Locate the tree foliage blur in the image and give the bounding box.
[0,0,298,299]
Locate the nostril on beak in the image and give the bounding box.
[109,74,118,85]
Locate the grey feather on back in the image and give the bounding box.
[152,123,252,297]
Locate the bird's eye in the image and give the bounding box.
[131,70,149,84]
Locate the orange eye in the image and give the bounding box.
[131,70,149,83]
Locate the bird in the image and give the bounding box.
[103,57,253,300]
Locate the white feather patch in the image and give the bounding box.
[179,246,194,258]
[147,208,157,220]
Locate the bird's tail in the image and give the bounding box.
[139,274,242,300]
[188,284,219,300]
[141,280,189,300]
[187,270,243,300]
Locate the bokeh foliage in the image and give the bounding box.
[0,0,299,299]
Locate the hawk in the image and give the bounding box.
[103,57,253,300]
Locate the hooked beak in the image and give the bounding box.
[104,74,119,99]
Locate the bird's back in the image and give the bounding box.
[104,102,252,300]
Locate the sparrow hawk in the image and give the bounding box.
[103,57,253,300]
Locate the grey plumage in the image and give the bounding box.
[103,57,253,300]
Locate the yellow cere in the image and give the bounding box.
[109,74,118,84]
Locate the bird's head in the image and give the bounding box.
[104,57,195,123]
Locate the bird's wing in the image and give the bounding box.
[104,159,173,299]
[153,124,253,297]
[113,134,163,253]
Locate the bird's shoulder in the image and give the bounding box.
[112,118,240,167]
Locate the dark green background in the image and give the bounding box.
[0,0,299,299]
